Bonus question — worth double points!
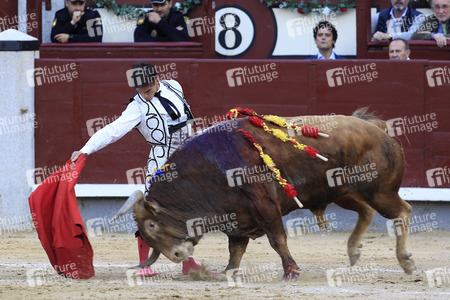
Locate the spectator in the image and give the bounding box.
[389,38,411,59]
[412,0,449,48]
[51,0,102,43]
[134,0,189,42]
[372,0,424,41]
[306,21,346,60]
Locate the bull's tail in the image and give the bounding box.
[352,107,387,132]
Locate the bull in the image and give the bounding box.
[116,108,416,280]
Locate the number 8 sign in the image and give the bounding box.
[215,6,255,57]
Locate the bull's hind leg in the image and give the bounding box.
[369,193,416,274]
[225,236,249,272]
[334,195,376,266]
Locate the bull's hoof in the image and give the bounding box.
[400,257,416,275]
[349,253,361,266]
[282,271,299,282]
[182,258,217,276]
[348,244,362,266]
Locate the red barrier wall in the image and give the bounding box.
[34,59,450,187]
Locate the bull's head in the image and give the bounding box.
[112,190,195,269]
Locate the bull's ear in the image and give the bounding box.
[144,200,160,215]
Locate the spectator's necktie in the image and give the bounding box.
[155,91,180,121]
[443,22,447,35]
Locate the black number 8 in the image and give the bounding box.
[218,13,242,50]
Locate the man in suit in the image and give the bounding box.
[412,0,449,47]
[306,21,346,60]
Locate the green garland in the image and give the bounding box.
[90,0,432,19]
[92,0,144,18]
[92,0,202,19]
[260,0,356,15]
[91,0,359,19]
[178,0,202,14]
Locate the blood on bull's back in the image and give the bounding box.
[162,114,403,213]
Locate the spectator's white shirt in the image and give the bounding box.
[317,51,337,60]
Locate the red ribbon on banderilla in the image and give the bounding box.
[228,107,331,209]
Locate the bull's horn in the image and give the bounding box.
[109,190,144,223]
[130,249,161,269]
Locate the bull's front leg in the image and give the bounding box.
[224,236,249,272]
[265,229,300,281]
[241,188,299,281]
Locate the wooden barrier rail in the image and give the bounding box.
[34,58,450,188]
[39,40,448,60]
[39,42,205,59]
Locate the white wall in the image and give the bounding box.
[271,8,357,56]
[41,1,65,43]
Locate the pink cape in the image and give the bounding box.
[28,156,95,279]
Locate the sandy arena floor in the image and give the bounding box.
[1,230,449,299]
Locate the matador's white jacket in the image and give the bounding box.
[80,79,192,192]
